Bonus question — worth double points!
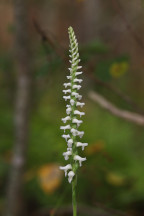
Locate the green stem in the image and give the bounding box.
[72,175,77,216]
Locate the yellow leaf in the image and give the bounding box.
[106,172,126,186]
[38,164,63,194]
[110,62,129,78]
[85,140,105,156]
[2,150,12,163]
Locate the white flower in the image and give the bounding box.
[72,92,82,100]
[70,52,78,58]
[67,76,72,80]
[72,60,80,67]
[63,89,71,94]
[63,151,72,160]
[73,85,81,90]
[74,78,83,83]
[70,99,75,106]
[72,118,83,127]
[63,96,71,101]
[66,107,72,115]
[71,51,77,57]
[76,102,85,108]
[60,164,72,176]
[60,125,71,133]
[70,129,84,138]
[63,83,71,88]
[77,66,82,69]
[74,110,85,117]
[75,72,83,76]
[73,52,79,58]
[62,134,70,141]
[67,147,72,151]
[71,128,78,136]
[74,155,86,166]
[67,139,73,147]
[68,171,75,183]
[72,45,78,52]
[77,131,84,138]
[76,142,88,150]
[73,55,79,61]
[62,116,71,123]
[70,55,79,63]
[68,68,72,72]
[72,53,79,59]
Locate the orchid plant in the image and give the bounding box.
[60,26,88,216]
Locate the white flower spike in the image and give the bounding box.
[60,26,88,184]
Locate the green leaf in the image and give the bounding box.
[94,60,112,81]
[94,55,129,81]
[35,57,62,77]
[82,40,108,54]
[80,40,108,63]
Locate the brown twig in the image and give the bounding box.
[89,91,144,126]
[33,19,56,49]
[94,202,132,216]
[33,18,66,60]
[33,204,130,216]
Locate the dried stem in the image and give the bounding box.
[3,0,32,216]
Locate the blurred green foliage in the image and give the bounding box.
[0,39,144,215]
[80,40,108,63]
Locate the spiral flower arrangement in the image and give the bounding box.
[60,26,88,216]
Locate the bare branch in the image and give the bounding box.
[89,91,144,126]
[33,20,144,114]
[33,19,66,60]
[94,202,132,216]
[86,68,144,114]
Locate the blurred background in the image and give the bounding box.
[1,0,144,216]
